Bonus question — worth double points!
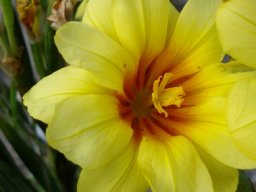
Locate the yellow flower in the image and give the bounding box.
[217,0,256,167]
[23,0,256,191]
[227,79,256,162]
[217,0,256,67]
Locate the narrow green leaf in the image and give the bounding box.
[0,161,36,192]
[0,115,63,192]
[30,41,47,78]
[0,0,19,55]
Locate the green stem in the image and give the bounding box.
[0,29,11,56]
[40,0,48,12]
[0,0,19,56]
[30,41,47,78]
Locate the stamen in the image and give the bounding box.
[152,73,185,117]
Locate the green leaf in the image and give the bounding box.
[0,161,36,192]
[0,0,19,55]
[0,115,64,192]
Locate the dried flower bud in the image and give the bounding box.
[16,0,41,39]
[1,56,22,77]
[48,0,77,30]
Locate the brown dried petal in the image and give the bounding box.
[48,0,77,30]
[17,0,39,28]
[16,0,41,39]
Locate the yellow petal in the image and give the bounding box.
[165,4,179,45]
[83,0,172,71]
[176,97,256,169]
[55,21,134,91]
[77,141,148,192]
[228,79,256,131]
[140,0,171,64]
[181,63,256,106]
[82,0,117,38]
[181,121,256,169]
[170,27,222,80]
[83,0,145,61]
[137,136,175,191]
[47,95,133,168]
[23,66,110,124]
[166,136,213,192]
[151,0,222,81]
[228,79,256,160]
[232,125,256,161]
[217,0,256,68]
[112,0,145,61]
[169,97,227,124]
[197,147,238,192]
[138,136,213,192]
[170,0,222,60]
[74,0,88,21]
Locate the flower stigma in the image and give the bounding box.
[152,73,185,118]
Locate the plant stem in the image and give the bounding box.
[30,41,47,78]
[0,0,19,56]
[0,28,11,56]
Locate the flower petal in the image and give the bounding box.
[74,0,88,20]
[151,0,222,81]
[137,1,178,85]
[138,136,213,192]
[82,0,117,37]
[23,66,110,124]
[83,0,145,61]
[77,140,148,192]
[166,136,213,192]
[169,97,226,124]
[217,0,256,68]
[176,97,256,169]
[83,0,172,70]
[228,79,256,160]
[197,147,238,192]
[47,95,133,168]
[181,122,256,169]
[228,79,256,131]
[165,4,179,45]
[170,0,222,62]
[181,63,256,106]
[55,21,134,91]
[170,27,222,80]
[111,0,145,60]
[140,0,171,64]
[138,136,175,191]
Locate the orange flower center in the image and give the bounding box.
[131,89,152,117]
[118,70,186,139]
